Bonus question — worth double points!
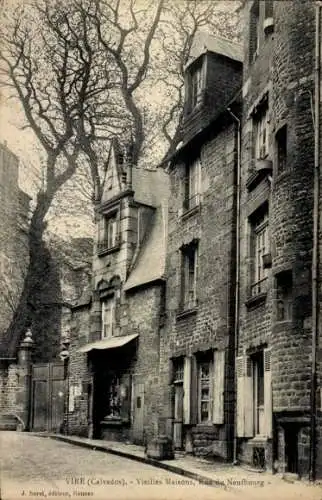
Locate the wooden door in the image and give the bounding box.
[173,384,184,449]
[132,383,145,444]
[32,379,48,431]
[31,362,65,432]
[50,364,65,432]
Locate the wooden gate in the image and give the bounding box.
[31,362,65,432]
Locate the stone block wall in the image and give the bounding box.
[160,120,238,460]
[238,0,316,475]
[65,305,91,437]
[126,284,164,442]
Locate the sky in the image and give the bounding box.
[0,0,241,240]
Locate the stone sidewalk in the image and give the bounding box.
[33,433,322,500]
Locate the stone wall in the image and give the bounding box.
[238,0,315,476]
[161,119,238,460]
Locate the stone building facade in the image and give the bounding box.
[236,0,320,479]
[158,34,243,460]
[66,140,169,444]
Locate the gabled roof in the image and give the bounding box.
[186,32,243,69]
[123,169,169,291]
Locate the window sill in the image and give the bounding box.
[176,306,198,321]
[100,418,130,427]
[181,203,201,221]
[97,244,120,257]
[249,436,269,444]
[245,292,267,309]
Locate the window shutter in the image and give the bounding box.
[194,247,198,304]
[212,350,225,424]
[244,356,254,437]
[190,355,198,425]
[263,347,272,438]
[236,356,245,437]
[120,374,131,423]
[183,356,191,424]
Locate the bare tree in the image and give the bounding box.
[0,0,240,354]
[0,0,118,354]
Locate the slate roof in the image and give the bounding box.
[186,32,243,68]
[124,169,169,291]
[131,167,168,207]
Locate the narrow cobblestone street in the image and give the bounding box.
[0,432,233,500]
[1,432,322,500]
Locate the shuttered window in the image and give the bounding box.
[236,350,272,438]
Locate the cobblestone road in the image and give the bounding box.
[1,432,321,500]
[0,432,234,500]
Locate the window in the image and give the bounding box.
[249,0,260,63]
[105,213,118,248]
[198,359,213,423]
[276,125,287,173]
[276,271,292,322]
[254,105,269,160]
[250,205,269,296]
[237,349,272,439]
[190,61,203,109]
[106,374,121,418]
[181,243,198,310]
[252,352,264,436]
[98,212,119,253]
[173,358,184,384]
[101,297,115,338]
[184,158,201,211]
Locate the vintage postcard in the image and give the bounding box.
[0,1,322,499]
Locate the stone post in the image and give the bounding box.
[17,329,34,431]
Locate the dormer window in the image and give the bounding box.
[187,58,204,112]
[97,211,120,255]
[191,62,203,108]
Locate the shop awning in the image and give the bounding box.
[78,333,139,354]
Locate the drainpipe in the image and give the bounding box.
[310,1,321,482]
[227,107,241,465]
